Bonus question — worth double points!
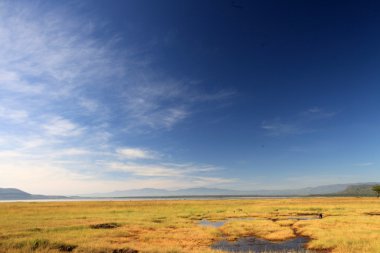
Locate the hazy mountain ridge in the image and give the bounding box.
[329,183,378,196]
[2,183,379,200]
[80,183,380,198]
[0,188,32,199]
[0,188,67,200]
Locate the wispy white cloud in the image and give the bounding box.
[109,163,184,177]
[43,116,84,137]
[79,98,99,112]
[117,147,157,160]
[0,150,24,158]
[53,148,91,157]
[0,70,45,94]
[0,106,29,122]
[108,162,218,177]
[0,159,98,195]
[0,9,119,98]
[189,89,236,102]
[192,176,237,184]
[261,120,305,136]
[0,1,233,131]
[262,107,336,136]
[0,1,236,195]
[0,149,233,195]
[300,107,336,120]
[121,74,235,130]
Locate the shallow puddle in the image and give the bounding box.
[199,219,226,228]
[200,217,325,252]
[288,217,316,220]
[211,236,318,253]
[283,216,320,221]
[199,216,318,228]
[199,218,255,228]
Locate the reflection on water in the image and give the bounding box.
[199,219,226,228]
[199,217,256,228]
[286,216,320,221]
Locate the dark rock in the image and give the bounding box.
[112,248,138,253]
[90,223,121,229]
[53,243,77,252]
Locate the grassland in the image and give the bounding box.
[0,198,379,253]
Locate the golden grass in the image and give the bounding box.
[0,197,379,252]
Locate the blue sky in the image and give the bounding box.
[1,0,380,195]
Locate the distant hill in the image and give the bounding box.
[331,183,378,196]
[83,187,272,198]
[81,183,379,198]
[3,183,379,200]
[0,188,67,200]
[81,187,240,197]
[0,188,32,199]
[246,184,351,196]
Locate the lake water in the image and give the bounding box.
[199,217,257,228]
[199,218,323,253]
[211,236,319,253]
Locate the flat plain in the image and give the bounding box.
[0,198,379,253]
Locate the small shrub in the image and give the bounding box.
[30,239,50,250]
[13,241,27,249]
[28,228,43,232]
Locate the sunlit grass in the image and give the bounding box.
[0,198,379,252]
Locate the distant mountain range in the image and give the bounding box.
[81,182,380,198]
[0,188,67,200]
[327,183,378,196]
[1,183,379,200]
